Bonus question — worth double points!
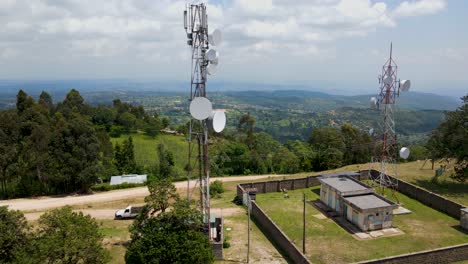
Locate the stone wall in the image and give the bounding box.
[357,243,468,264]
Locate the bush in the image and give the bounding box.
[209,180,225,198]
[223,238,231,249]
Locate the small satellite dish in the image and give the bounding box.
[189,97,213,120]
[206,49,218,62]
[370,97,378,109]
[369,128,374,135]
[400,80,411,92]
[207,64,217,75]
[209,110,226,133]
[209,29,222,46]
[383,75,393,85]
[399,147,410,159]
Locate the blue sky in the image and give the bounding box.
[0,0,466,97]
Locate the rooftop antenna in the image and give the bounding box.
[183,2,225,241]
[369,43,411,201]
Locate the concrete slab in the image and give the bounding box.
[355,233,371,239]
[393,206,412,215]
[369,231,384,238]
[313,213,327,220]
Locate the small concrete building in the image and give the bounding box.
[461,208,468,231]
[318,173,398,232]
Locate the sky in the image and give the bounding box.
[0,0,466,96]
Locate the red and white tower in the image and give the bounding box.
[370,43,411,196]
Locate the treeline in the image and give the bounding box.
[209,113,375,176]
[0,89,163,198]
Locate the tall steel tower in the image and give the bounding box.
[183,3,224,240]
[370,43,411,196]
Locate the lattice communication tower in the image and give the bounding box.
[370,43,411,196]
[183,3,224,240]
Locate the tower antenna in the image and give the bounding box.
[183,2,224,241]
[369,43,411,200]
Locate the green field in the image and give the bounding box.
[110,133,188,177]
[256,187,468,264]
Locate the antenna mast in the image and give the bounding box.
[184,3,224,241]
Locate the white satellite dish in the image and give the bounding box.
[383,75,393,85]
[189,97,213,120]
[370,97,378,109]
[399,147,410,159]
[206,49,218,62]
[209,29,222,46]
[209,110,226,133]
[369,128,374,135]
[207,64,217,75]
[400,80,411,92]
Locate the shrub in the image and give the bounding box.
[209,180,225,198]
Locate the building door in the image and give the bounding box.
[343,204,348,217]
[352,210,358,224]
[328,194,333,208]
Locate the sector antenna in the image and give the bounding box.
[183,2,225,243]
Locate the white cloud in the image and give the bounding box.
[0,0,450,80]
[393,0,447,17]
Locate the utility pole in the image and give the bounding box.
[303,192,306,254]
[247,193,251,263]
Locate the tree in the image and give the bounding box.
[16,90,34,114]
[427,95,468,182]
[0,111,19,198]
[0,206,30,263]
[114,137,138,175]
[157,143,174,178]
[38,91,54,111]
[126,200,213,264]
[272,147,300,174]
[309,127,345,170]
[144,178,179,214]
[31,206,109,264]
[238,113,256,150]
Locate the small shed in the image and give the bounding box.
[342,193,397,231]
[110,174,147,185]
[461,208,468,231]
[318,173,398,231]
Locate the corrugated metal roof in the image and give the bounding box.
[110,174,147,185]
[343,194,396,210]
[318,175,370,193]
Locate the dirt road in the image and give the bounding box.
[0,175,282,212]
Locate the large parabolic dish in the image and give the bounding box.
[209,110,226,133]
[189,97,213,120]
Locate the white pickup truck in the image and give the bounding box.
[114,206,143,220]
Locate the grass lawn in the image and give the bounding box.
[110,133,188,177]
[256,186,468,264]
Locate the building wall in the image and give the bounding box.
[358,243,468,264]
[461,209,468,230]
